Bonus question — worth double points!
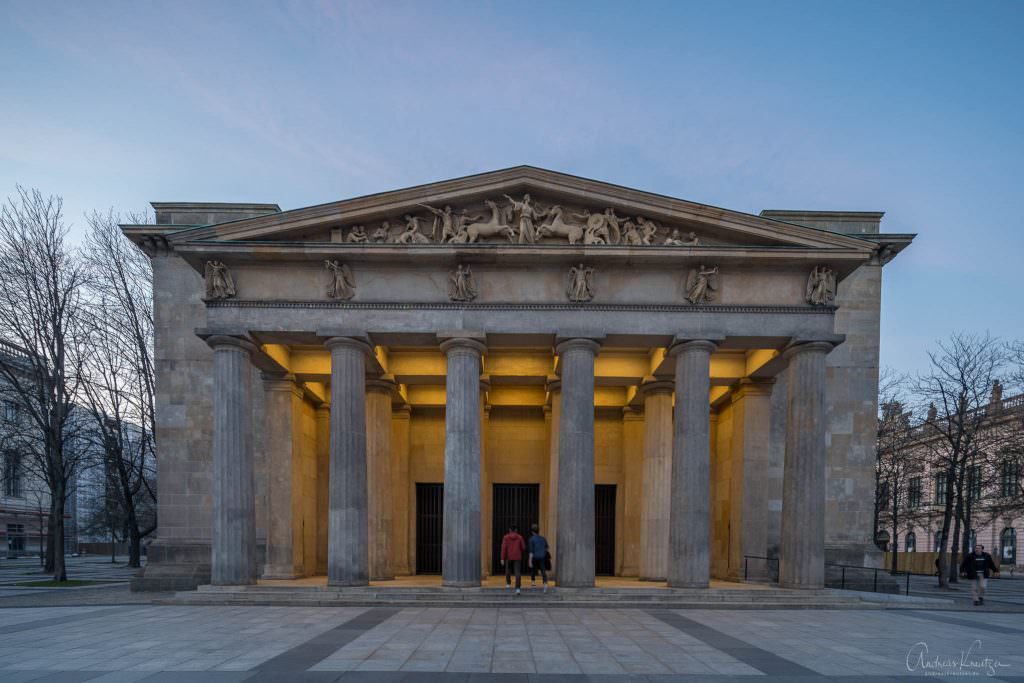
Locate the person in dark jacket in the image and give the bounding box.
[501,525,526,595]
[527,523,550,592]
[960,544,999,605]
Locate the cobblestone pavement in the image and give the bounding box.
[0,604,1023,681]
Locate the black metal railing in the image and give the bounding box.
[743,555,921,595]
[742,555,779,582]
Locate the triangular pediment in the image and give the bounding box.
[165,166,875,252]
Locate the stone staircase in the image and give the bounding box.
[160,584,881,609]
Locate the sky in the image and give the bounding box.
[1,0,1022,375]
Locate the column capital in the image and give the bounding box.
[324,335,373,356]
[365,377,399,395]
[206,334,256,354]
[782,339,836,361]
[555,337,601,356]
[668,338,718,357]
[546,378,562,394]
[731,377,776,401]
[640,380,675,398]
[439,336,487,357]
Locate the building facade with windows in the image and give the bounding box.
[878,391,1023,568]
[122,167,913,591]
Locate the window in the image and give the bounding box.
[1001,528,1016,565]
[934,530,947,552]
[905,532,917,553]
[6,524,25,553]
[908,477,922,509]
[2,401,17,422]
[878,481,890,511]
[967,465,982,501]
[936,470,950,505]
[1001,460,1021,498]
[3,452,23,498]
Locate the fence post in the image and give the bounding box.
[873,569,878,593]
[906,571,911,596]
[841,566,846,589]
[744,557,748,581]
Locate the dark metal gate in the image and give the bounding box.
[491,483,540,574]
[415,483,443,574]
[595,484,616,576]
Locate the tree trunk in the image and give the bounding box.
[128,526,142,568]
[890,494,900,574]
[949,508,962,585]
[52,483,67,582]
[44,507,55,573]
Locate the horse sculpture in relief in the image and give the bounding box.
[537,205,586,245]
[465,200,516,243]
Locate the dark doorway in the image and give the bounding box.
[415,483,443,574]
[595,484,616,576]
[491,484,540,574]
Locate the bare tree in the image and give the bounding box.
[79,210,156,568]
[874,369,920,573]
[0,187,90,581]
[913,333,1011,588]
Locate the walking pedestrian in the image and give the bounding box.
[959,543,999,605]
[527,523,550,593]
[501,524,526,595]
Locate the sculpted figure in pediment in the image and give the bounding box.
[664,227,700,246]
[394,215,431,244]
[204,260,236,300]
[465,200,516,242]
[448,264,478,302]
[373,222,392,243]
[567,263,595,302]
[346,225,368,243]
[622,218,643,245]
[685,264,719,305]
[504,193,547,244]
[806,265,837,306]
[420,204,456,243]
[325,260,356,300]
[537,205,585,245]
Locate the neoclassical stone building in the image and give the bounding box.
[124,167,912,591]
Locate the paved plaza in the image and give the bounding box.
[0,603,1022,681]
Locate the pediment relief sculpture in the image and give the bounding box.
[806,265,837,306]
[567,263,595,302]
[204,260,236,300]
[339,194,709,247]
[684,264,719,305]
[325,260,356,300]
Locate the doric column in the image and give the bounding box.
[208,335,257,586]
[391,406,411,576]
[262,373,304,579]
[621,406,645,577]
[640,380,674,581]
[439,334,486,587]
[480,382,491,577]
[315,404,330,575]
[366,378,396,581]
[556,338,601,587]
[325,335,372,586]
[545,379,561,563]
[728,378,775,580]
[667,339,717,588]
[779,341,832,589]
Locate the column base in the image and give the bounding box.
[668,580,708,589]
[778,580,823,590]
[129,540,210,592]
[262,566,304,580]
[557,580,595,588]
[442,579,481,588]
[327,579,369,587]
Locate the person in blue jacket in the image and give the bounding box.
[527,523,550,592]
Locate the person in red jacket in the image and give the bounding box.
[500,524,527,594]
